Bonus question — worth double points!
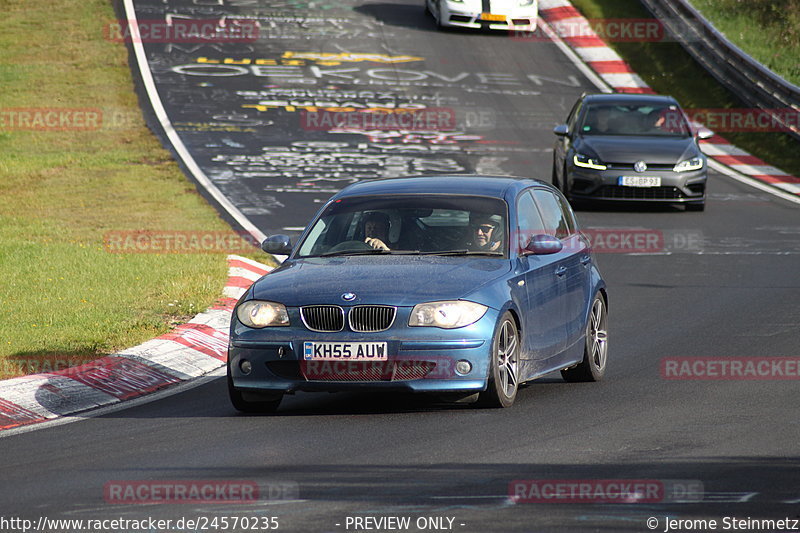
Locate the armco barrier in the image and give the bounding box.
[640,0,800,142]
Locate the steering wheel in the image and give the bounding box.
[326,240,374,253]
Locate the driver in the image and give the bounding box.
[467,214,504,252]
[363,212,391,251]
[647,106,686,134]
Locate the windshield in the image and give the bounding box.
[296,194,509,258]
[579,103,691,137]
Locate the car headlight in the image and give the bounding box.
[673,156,704,172]
[409,301,488,329]
[519,0,535,5]
[573,153,607,170]
[236,300,289,328]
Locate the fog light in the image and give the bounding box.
[455,360,472,375]
[240,359,252,375]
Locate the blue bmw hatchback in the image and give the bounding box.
[228,175,608,411]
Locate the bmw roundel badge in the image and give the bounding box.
[342,293,357,301]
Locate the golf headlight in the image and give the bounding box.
[236,300,289,328]
[673,156,704,172]
[573,153,607,170]
[409,301,488,329]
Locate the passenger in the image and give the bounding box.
[363,212,391,251]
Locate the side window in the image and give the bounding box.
[567,100,583,133]
[553,193,577,235]
[516,191,546,252]
[532,189,570,240]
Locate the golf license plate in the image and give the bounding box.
[303,341,388,361]
[619,176,661,187]
[480,12,506,21]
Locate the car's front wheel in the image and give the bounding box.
[559,163,572,201]
[551,160,560,189]
[228,365,283,413]
[478,312,520,408]
[431,0,445,29]
[562,293,608,382]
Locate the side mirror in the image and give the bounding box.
[696,127,714,140]
[261,235,292,255]
[553,124,569,137]
[525,234,563,255]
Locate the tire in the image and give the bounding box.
[562,293,608,382]
[686,202,705,212]
[560,164,572,202]
[228,365,282,413]
[432,0,444,29]
[551,160,560,189]
[478,312,520,408]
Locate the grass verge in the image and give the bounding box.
[567,0,800,177]
[0,0,270,379]
[691,0,800,87]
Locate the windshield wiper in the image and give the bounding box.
[419,250,504,256]
[316,249,422,257]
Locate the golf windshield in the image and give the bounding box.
[580,104,692,137]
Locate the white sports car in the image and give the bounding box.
[426,0,538,31]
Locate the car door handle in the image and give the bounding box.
[580,255,591,266]
[555,265,567,277]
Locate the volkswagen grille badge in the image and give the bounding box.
[342,293,357,301]
[634,160,648,173]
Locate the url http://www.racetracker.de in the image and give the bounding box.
[0,515,280,533]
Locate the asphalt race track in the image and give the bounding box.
[2,1,799,532]
[126,0,599,235]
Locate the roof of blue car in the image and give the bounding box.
[333,175,545,199]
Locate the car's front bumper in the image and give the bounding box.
[229,307,499,395]
[566,165,707,204]
[440,3,538,30]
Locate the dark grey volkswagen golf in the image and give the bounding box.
[552,93,712,211]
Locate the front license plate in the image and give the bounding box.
[303,341,388,361]
[618,176,662,187]
[480,12,507,21]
